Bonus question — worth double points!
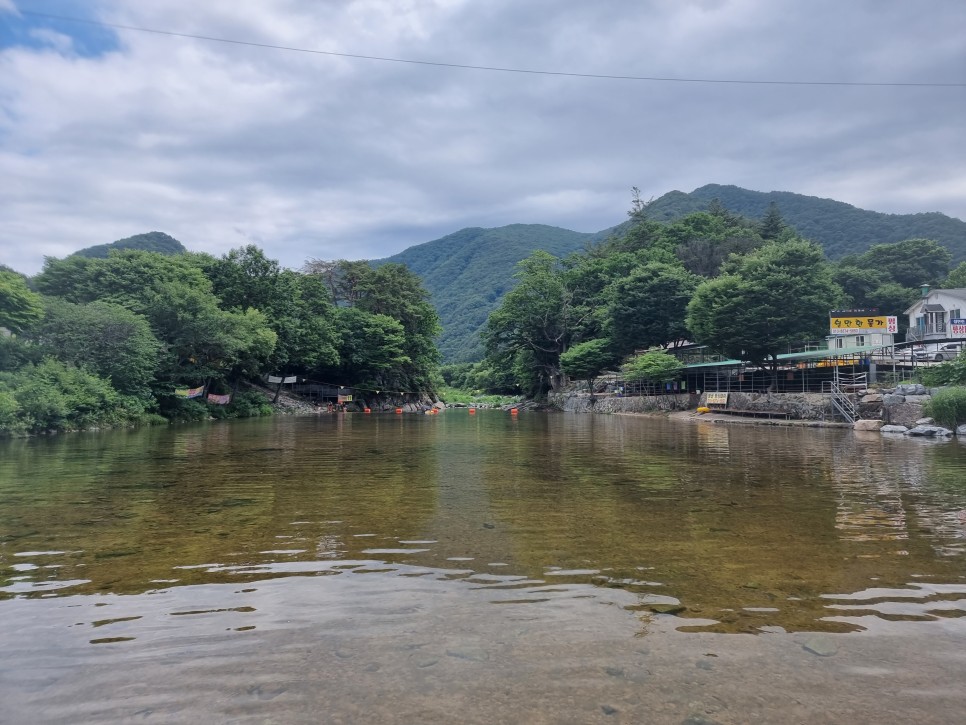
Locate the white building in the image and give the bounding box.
[904,286,966,342]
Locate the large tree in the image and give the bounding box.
[483,251,588,393]
[855,238,951,289]
[604,262,698,355]
[687,239,844,378]
[31,299,161,398]
[559,339,615,399]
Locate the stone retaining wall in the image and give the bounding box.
[550,391,834,418]
[550,392,694,414]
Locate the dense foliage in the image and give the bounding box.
[1,245,440,435]
[922,387,966,429]
[477,197,952,397]
[381,187,964,363]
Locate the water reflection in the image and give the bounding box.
[3,412,966,723]
[2,413,965,636]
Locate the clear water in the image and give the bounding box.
[2,412,965,724]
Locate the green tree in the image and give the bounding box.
[483,251,587,393]
[621,350,684,388]
[559,339,615,399]
[355,263,442,392]
[334,307,410,389]
[35,251,277,392]
[0,270,43,334]
[195,246,339,374]
[856,238,951,288]
[943,262,966,288]
[687,240,844,381]
[32,298,161,398]
[758,202,786,241]
[604,262,698,356]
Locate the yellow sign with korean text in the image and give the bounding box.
[706,392,729,405]
[829,315,897,335]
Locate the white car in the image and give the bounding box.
[913,343,963,362]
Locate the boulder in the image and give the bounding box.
[880,425,909,434]
[896,383,927,396]
[906,425,954,437]
[905,396,931,405]
[915,417,936,426]
[957,424,966,437]
[882,394,906,405]
[853,419,884,431]
[860,393,883,404]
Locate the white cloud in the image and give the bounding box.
[1,0,964,275]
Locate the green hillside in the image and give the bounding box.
[382,187,965,363]
[73,231,186,259]
[379,224,617,362]
[648,184,966,262]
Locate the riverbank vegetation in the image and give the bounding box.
[479,196,957,398]
[0,248,439,435]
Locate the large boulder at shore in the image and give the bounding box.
[853,419,884,431]
[906,425,954,437]
[880,425,909,434]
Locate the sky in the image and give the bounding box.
[1,0,964,276]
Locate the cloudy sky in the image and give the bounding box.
[2,0,964,275]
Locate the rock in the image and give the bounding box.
[882,394,906,405]
[907,425,954,437]
[802,637,838,657]
[853,419,884,431]
[880,425,909,434]
[957,424,966,437]
[896,383,927,396]
[681,716,724,725]
[649,603,686,615]
[860,393,883,403]
[915,417,935,425]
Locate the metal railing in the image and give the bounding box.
[822,370,866,424]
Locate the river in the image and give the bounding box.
[2,411,965,724]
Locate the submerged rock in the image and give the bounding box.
[802,637,838,657]
[880,425,909,434]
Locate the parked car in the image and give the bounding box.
[913,342,963,362]
[895,344,925,361]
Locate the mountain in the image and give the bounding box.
[378,224,618,362]
[382,187,966,364]
[73,231,187,259]
[647,184,966,262]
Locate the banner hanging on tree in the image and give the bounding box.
[207,393,231,405]
[174,386,205,399]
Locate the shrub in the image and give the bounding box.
[920,355,966,387]
[225,390,273,418]
[0,358,149,434]
[923,387,966,429]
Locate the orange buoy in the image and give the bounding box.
[468,408,476,414]
[510,408,519,415]
[395,408,403,414]
[364,408,371,413]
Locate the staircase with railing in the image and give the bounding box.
[823,369,866,424]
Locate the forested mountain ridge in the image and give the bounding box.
[377,224,618,362]
[382,188,965,362]
[647,185,966,262]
